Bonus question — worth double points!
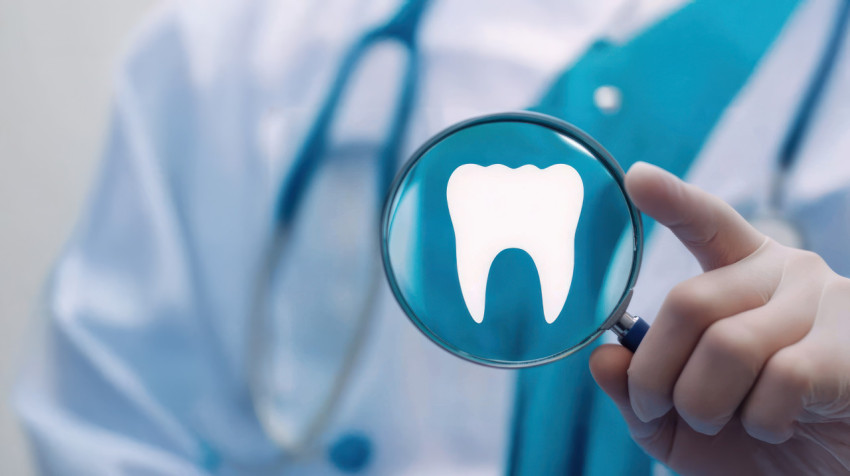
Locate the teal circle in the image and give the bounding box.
[382,112,643,367]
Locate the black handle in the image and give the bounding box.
[617,316,649,352]
[611,312,649,352]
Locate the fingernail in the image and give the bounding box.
[630,396,656,423]
[631,395,670,423]
[630,161,677,179]
[681,414,725,436]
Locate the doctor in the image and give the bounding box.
[13,0,850,474]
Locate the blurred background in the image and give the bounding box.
[0,1,154,473]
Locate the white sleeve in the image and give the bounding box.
[12,6,261,474]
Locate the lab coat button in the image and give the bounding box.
[594,85,622,114]
[328,432,372,472]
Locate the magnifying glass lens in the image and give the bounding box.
[382,113,642,367]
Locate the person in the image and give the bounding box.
[593,162,850,474]
[12,0,850,474]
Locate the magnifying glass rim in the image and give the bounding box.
[380,111,644,368]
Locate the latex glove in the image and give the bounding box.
[590,162,850,475]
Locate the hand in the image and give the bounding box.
[590,162,850,475]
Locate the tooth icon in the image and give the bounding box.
[446,164,584,324]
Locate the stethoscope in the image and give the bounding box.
[751,0,850,248]
[247,0,431,460]
[248,0,850,459]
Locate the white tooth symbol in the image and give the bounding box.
[446,164,584,324]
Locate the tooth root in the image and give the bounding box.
[526,244,573,324]
[454,239,498,324]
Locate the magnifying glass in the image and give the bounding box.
[381,111,649,368]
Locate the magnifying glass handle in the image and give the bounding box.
[612,312,650,353]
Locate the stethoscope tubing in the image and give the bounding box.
[769,0,850,211]
[248,0,431,458]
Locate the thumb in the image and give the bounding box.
[625,162,766,271]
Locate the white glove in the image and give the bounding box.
[590,162,850,475]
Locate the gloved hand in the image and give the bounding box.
[590,162,850,475]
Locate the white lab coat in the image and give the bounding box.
[13,0,850,474]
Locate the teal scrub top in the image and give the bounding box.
[510,0,800,474]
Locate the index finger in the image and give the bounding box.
[625,162,766,271]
